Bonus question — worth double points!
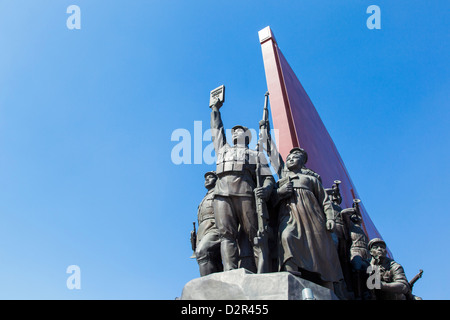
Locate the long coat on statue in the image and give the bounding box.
[276,172,344,283]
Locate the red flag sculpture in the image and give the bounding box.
[258,26,389,254]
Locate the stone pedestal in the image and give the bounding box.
[181,268,339,300]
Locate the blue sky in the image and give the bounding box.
[0,1,448,299]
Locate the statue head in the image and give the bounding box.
[368,238,387,260]
[231,125,252,146]
[286,147,308,171]
[204,171,218,190]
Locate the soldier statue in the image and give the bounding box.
[339,200,371,299]
[210,95,274,272]
[192,171,223,276]
[325,181,349,277]
[367,238,411,300]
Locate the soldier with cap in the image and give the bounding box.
[325,182,354,297]
[325,181,346,258]
[339,202,371,299]
[193,171,223,276]
[210,98,275,272]
[367,238,411,300]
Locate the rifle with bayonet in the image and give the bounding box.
[409,269,423,289]
[253,92,271,274]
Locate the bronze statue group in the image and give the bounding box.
[190,95,422,300]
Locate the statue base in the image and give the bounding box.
[180,268,339,300]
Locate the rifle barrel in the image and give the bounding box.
[409,269,423,287]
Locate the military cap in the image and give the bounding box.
[231,125,252,144]
[368,238,386,251]
[204,171,218,179]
